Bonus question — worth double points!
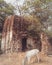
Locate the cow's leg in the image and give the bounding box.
[36,54,39,63]
[28,57,30,65]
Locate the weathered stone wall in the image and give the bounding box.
[27,37,36,50]
[1,15,30,53]
[40,32,49,55]
[48,37,52,55]
[27,36,41,51]
[1,15,14,53]
[1,15,50,55]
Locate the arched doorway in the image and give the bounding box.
[21,37,27,51]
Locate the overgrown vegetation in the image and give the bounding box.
[0,0,52,37]
[0,0,15,32]
[19,0,52,37]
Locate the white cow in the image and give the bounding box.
[22,49,39,65]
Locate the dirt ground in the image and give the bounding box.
[0,52,52,65]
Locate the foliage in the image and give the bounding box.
[24,15,42,32]
[0,0,15,32]
[18,0,52,36]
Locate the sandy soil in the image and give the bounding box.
[0,52,52,65]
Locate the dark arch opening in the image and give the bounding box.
[22,37,27,51]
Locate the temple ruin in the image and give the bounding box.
[1,15,49,54]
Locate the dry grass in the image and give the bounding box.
[0,52,52,65]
